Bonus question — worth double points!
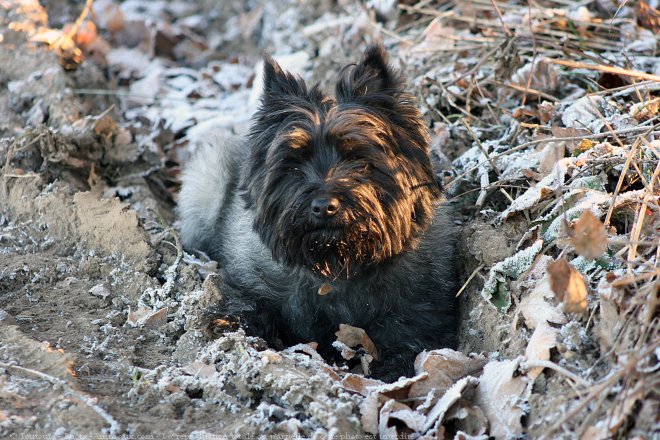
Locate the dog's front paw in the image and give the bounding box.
[200,297,255,339]
[368,351,416,383]
[201,304,243,339]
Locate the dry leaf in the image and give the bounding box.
[518,276,566,329]
[335,324,379,360]
[127,306,168,328]
[445,403,488,437]
[524,322,557,380]
[569,210,608,260]
[360,394,381,435]
[475,359,529,439]
[332,340,357,360]
[409,349,487,405]
[341,373,384,396]
[538,141,565,176]
[573,139,597,156]
[511,59,558,93]
[379,399,426,437]
[636,0,660,33]
[537,100,555,124]
[423,376,480,434]
[183,361,217,378]
[64,21,97,51]
[88,283,112,300]
[547,259,588,313]
[318,283,333,296]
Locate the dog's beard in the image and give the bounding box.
[289,223,376,279]
[258,182,422,280]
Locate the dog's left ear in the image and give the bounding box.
[262,54,307,97]
[336,44,404,104]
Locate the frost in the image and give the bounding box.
[562,95,606,133]
[481,240,543,310]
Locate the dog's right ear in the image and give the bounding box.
[336,44,404,105]
[262,54,307,97]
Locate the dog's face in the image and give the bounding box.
[242,45,440,279]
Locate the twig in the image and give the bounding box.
[65,0,95,40]
[456,264,485,298]
[520,0,539,108]
[603,123,659,226]
[0,362,121,434]
[627,159,660,271]
[489,0,512,37]
[545,58,660,83]
[490,79,559,102]
[461,119,501,176]
[73,88,192,102]
[542,342,660,438]
[520,360,591,387]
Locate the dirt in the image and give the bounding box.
[1,0,659,438]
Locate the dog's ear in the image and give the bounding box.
[262,54,307,97]
[336,44,404,104]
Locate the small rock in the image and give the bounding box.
[89,283,112,300]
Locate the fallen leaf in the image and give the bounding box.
[64,21,97,51]
[445,403,489,437]
[88,283,112,300]
[332,340,357,361]
[341,373,384,396]
[538,141,565,176]
[481,240,544,310]
[518,277,566,329]
[423,376,480,434]
[360,393,381,435]
[524,322,557,380]
[573,138,597,156]
[475,359,529,439]
[547,259,588,313]
[410,349,487,406]
[636,0,660,33]
[379,399,426,437]
[127,306,168,328]
[183,361,217,378]
[335,323,379,360]
[318,283,333,296]
[569,210,608,260]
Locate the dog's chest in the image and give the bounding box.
[280,277,385,333]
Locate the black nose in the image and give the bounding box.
[311,197,340,218]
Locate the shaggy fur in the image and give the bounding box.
[178,45,458,381]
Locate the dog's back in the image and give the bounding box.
[177,139,244,254]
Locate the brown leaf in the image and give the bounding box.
[318,283,333,296]
[636,0,660,33]
[475,359,529,438]
[409,349,487,405]
[524,322,557,380]
[547,259,588,313]
[64,21,98,51]
[127,306,168,328]
[518,277,566,329]
[570,210,608,260]
[335,324,379,361]
[341,373,384,396]
[379,399,426,436]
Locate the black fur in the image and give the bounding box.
[179,45,458,381]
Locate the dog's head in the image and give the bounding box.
[242,45,441,279]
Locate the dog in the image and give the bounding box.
[178,45,458,381]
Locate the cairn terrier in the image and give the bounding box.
[178,45,458,381]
